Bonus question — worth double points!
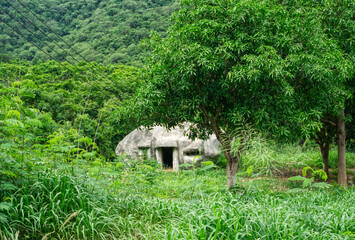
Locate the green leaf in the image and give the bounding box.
[6,110,21,119]
[0,202,12,211]
[0,170,17,178]
[288,176,307,181]
[0,181,18,191]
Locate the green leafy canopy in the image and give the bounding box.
[137,0,351,142]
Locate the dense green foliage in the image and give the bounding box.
[138,0,350,138]
[0,0,179,66]
[0,79,56,190]
[135,0,351,187]
[0,60,141,159]
[1,0,354,239]
[294,0,355,156]
[1,155,354,239]
[319,0,355,151]
[1,78,354,238]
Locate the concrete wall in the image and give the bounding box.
[116,124,221,171]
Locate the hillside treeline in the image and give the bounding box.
[0,0,179,66]
[0,60,142,160]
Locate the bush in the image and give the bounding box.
[215,154,227,169]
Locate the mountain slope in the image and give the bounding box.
[0,0,178,66]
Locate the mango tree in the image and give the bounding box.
[320,0,354,187]
[136,0,350,188]
[296,0,354,186]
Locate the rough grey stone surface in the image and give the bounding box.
[116,123,221,170]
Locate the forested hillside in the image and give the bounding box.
[0,0,178,66]
[1,0,355,239]
[0,60,142,159]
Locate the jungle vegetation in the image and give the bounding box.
[0,0,354,239]
[135,0,354,187]
[0,0,179,66]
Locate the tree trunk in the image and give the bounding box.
[219,138,244,188]
[320,143,330,177]
[226,154,239,188]
[337,111,347,187]
[210,121,245,188]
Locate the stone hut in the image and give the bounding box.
[115,123,221,171]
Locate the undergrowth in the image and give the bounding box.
[1,161,354,239]
[1,93,354,239]
[237,137,355,178]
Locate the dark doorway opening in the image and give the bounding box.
[162,147,173,168]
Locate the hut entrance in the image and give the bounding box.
[162,147,173,168]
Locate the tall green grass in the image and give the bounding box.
[238,137,355,177]
[1,170,354,239]
[1,141,355,239]
[2,172,124,239]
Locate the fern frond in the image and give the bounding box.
[302,166,313,177]
[25,118,43,128]
[4,119,24,128]
[6,110,20,119]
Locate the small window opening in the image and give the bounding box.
[162,147,173,168]
[184,149,200,156]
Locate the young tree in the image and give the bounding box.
[323,0,354,187]
[300,0,354,186]
[136,0,350,188]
